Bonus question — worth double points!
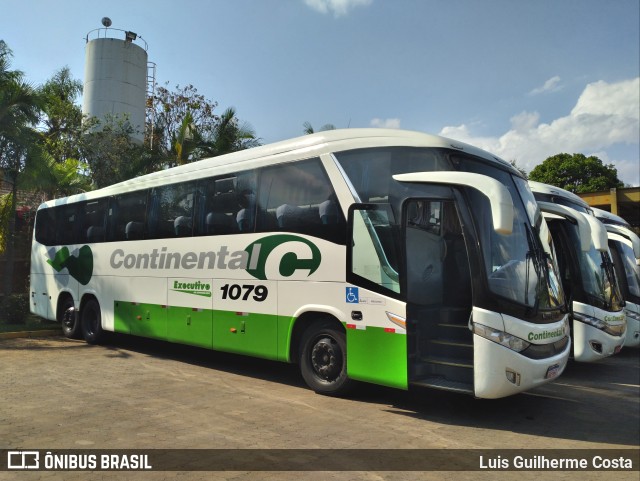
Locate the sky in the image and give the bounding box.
[2,0,639,186]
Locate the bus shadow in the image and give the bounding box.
[99,334,639,447]
[101,333,304,386]
[354,349,640,447]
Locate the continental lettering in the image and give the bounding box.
[110,247,249,271]
[528,327,564,341]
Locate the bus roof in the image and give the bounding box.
[39,128,514,209]
[591,207,631,227]
[528,181,590,209]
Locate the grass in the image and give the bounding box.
[0,315,60,334]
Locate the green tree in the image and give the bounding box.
[303,121,336,134]
[0,41,42,298]
[21,153,91,200]
[529,153,623,193]
[80,114,152,188]
[147,83,219,167]
[202,107,260,157]
[38,67,84,163]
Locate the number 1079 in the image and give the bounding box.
[220,284,268,302]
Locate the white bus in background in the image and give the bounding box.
[591,207,640,347]
[530,181,626,361]
[30,129,570,399]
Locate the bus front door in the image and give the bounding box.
[404,199,474,394]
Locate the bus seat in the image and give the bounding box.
[86,226,105,243]
[125,221,145,240]
[236,208,254,232]
[319,199,338,224]
[174,216,192,237]
[276,204,304,229]
[206,212,234,235]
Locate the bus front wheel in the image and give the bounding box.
[81,298,104,345]
[299,321,353,396]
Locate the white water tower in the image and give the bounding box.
[82,18,150,143]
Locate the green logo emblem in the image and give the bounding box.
[245,234,321,280]
[47,245,94,285]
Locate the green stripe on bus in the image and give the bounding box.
[346,325,408,390]
[113,301,408,389]
[113,301,284,360]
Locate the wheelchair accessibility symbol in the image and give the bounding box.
[346,287,359,304]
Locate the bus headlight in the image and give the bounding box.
[473,323,531,352]
[624,310,640,323]
[573,312,605,330]
[573,312,625,336]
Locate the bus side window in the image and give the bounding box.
[148,182,196,239]
[82,200,107,244]
[257,158,345,243]
[56,204,80,246]
[35,208,56,246]
[195,175,248,236]
[108,190,148,241]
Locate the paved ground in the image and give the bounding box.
[0,334,638,480]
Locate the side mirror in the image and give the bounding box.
[580,213,609,253]
[538,202,592,252]
[393,172,514,235]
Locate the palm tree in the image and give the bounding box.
[21,151,91,201]
[0,41,42,299]
[302,121,336,135]
[201,107,260,157]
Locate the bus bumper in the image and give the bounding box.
[623,306,640,348]
[572,320,626,362]
[473,334,571,399]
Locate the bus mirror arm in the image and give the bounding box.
[392,172,514,235]
[602,224,640,259]
[538,201,592,252]
[580,212,609,253]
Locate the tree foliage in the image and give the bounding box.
[0,41,42,296]
[202,107,260,157]
[80,115,153,188]
[303,121,336,135]
[38,67,83,163]
[147,83,260,167]
[147,83,219,167]
[529,153,623,193]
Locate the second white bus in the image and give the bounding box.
[530,181,626,361]
[592,207,640,347]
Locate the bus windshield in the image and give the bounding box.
[334,147,564,316]
[561,223,625,311]
[616,240,640,299]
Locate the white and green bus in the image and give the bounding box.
[591,207,640,347]
[30,129,570,399]
[530,181,626,361]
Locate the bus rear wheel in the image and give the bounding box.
[81,298,104,345]
[299,321,353,396]
[59,296,81,339]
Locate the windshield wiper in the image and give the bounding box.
[523,222,543,308]
[600,253,619,310]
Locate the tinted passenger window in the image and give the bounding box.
[195,172,257,236]
[82,200,107,243]
[35,208,56,246]
[148,182,196,239]
[107,191,148,241]
[57,204,79,245]
[257,158,345,244]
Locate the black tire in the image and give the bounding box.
[59,296,82,339]
[299,320,353,396]
[81,298,104,344]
